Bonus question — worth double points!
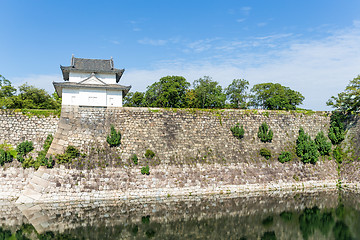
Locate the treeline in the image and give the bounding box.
[124,76,305,110]
[0,75,61,109]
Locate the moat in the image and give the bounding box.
[2,190,360,239]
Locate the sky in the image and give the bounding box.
[1,0,360,110]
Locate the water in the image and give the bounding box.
[1,191,360,239]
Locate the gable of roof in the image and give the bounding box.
[78,73,107,85]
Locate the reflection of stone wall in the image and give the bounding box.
[48,106,331,162]
[1,191,342,239]
[0,110,58,151]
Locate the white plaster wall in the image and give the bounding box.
[69,72,116,84]
[106,90,123,107]
[62,88,79,105]
[79,88,107,106]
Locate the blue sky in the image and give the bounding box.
[1,0,360,110]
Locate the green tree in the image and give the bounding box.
[327,74,360,112]
[250,83,304,110]
[124,91,145,107]
[10,83,59,109]
[144,76,190,108]
[296,128,320,164]
[192,76,226,108]
[225,79,249,109]
[0,75,17,109]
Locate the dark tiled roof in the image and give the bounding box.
[60,56,125,83]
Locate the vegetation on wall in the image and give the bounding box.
[278,151,292,163]
[144,149,155,159]
[314,131,332,156]
[230,123,245,139]
[258,122,273,143]
[56,145,80,164]
[141,165,150,175]
[296,128,319,164]
[16,140,34,163]
[0,142,16,166]
[328,113,345,145]
[106,125,121,147]
[260,148,272,160]
[131,154,138,165]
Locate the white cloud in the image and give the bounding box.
[138,38,167,46]
[12,74,62,94]
[124,23,360,111]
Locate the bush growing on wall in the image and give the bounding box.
[260,148,271,160]
[0,142,16,166]
[333,146,344,164]
[278,151,292,163]
[16,140,34,163]
[141,165,150,175]
[106,125,121,147]
[131,154,138,165]
[56,145,80,164]
[314,131,332,156]
[230,123,245,139]
[328,113,345,145]
[258,122,273,143]
[144,149,155,159]
[296,128,319,164]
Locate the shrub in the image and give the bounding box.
[0,142,16,166]
[278,151,292,163]
[333,146,344,164]
[258,122,273,143]
[106,125,121,147]
[328,112,345,145]
[314,131,332,156]
[260,148,271,160]
[16,141,34,163]
[296,128,319,164]
[230,123,245,139]
[0,149,13,166]
[131,154,138,165]
[56,145,80,164]
[141,165,150,175]
[144,149,155,159]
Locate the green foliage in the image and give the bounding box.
[260,148,271,160]
[124,91,145,107]
[258,122,273,143]
[16,140,34,162]
[250,83,304,110]
[333,146,344,164]
[327,74,360,112]
[230,123,245,139]
[299,207,334,240]
[131,154,138,165]
[56,145,80,164]
[328,112,345,145]
[141,165,150,175]
[261,231,276,240]
[296,128,320,164]
[192,76,226,108]
[278,151,292,163]
[32,134,55,169]
[0,142,16,166]
[106,125,121,147]
[225,79,249,109]
[314,131,332,156]
[280,211,293,221]
[144,149,155,159]
[144,76,190,108]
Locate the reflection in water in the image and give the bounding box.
[1,191,360,239]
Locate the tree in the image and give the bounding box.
[123,91,145,107]
[0,75,16,109]
[192,76,226,108]
[225,79,249,109]
[250,83,304,110]
[144,76,190,108]
[327,75,360,112]
[10,83,59,109]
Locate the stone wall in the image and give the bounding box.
[0,110,58,151]
[48,106,331,165]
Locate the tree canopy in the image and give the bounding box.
[192,76,226,108]
[249,83,304,110]
[327,75,360,113]
[123,91,145,107]
[144,76,190,108]
[225,79,249,109]
[0,75,60,110]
